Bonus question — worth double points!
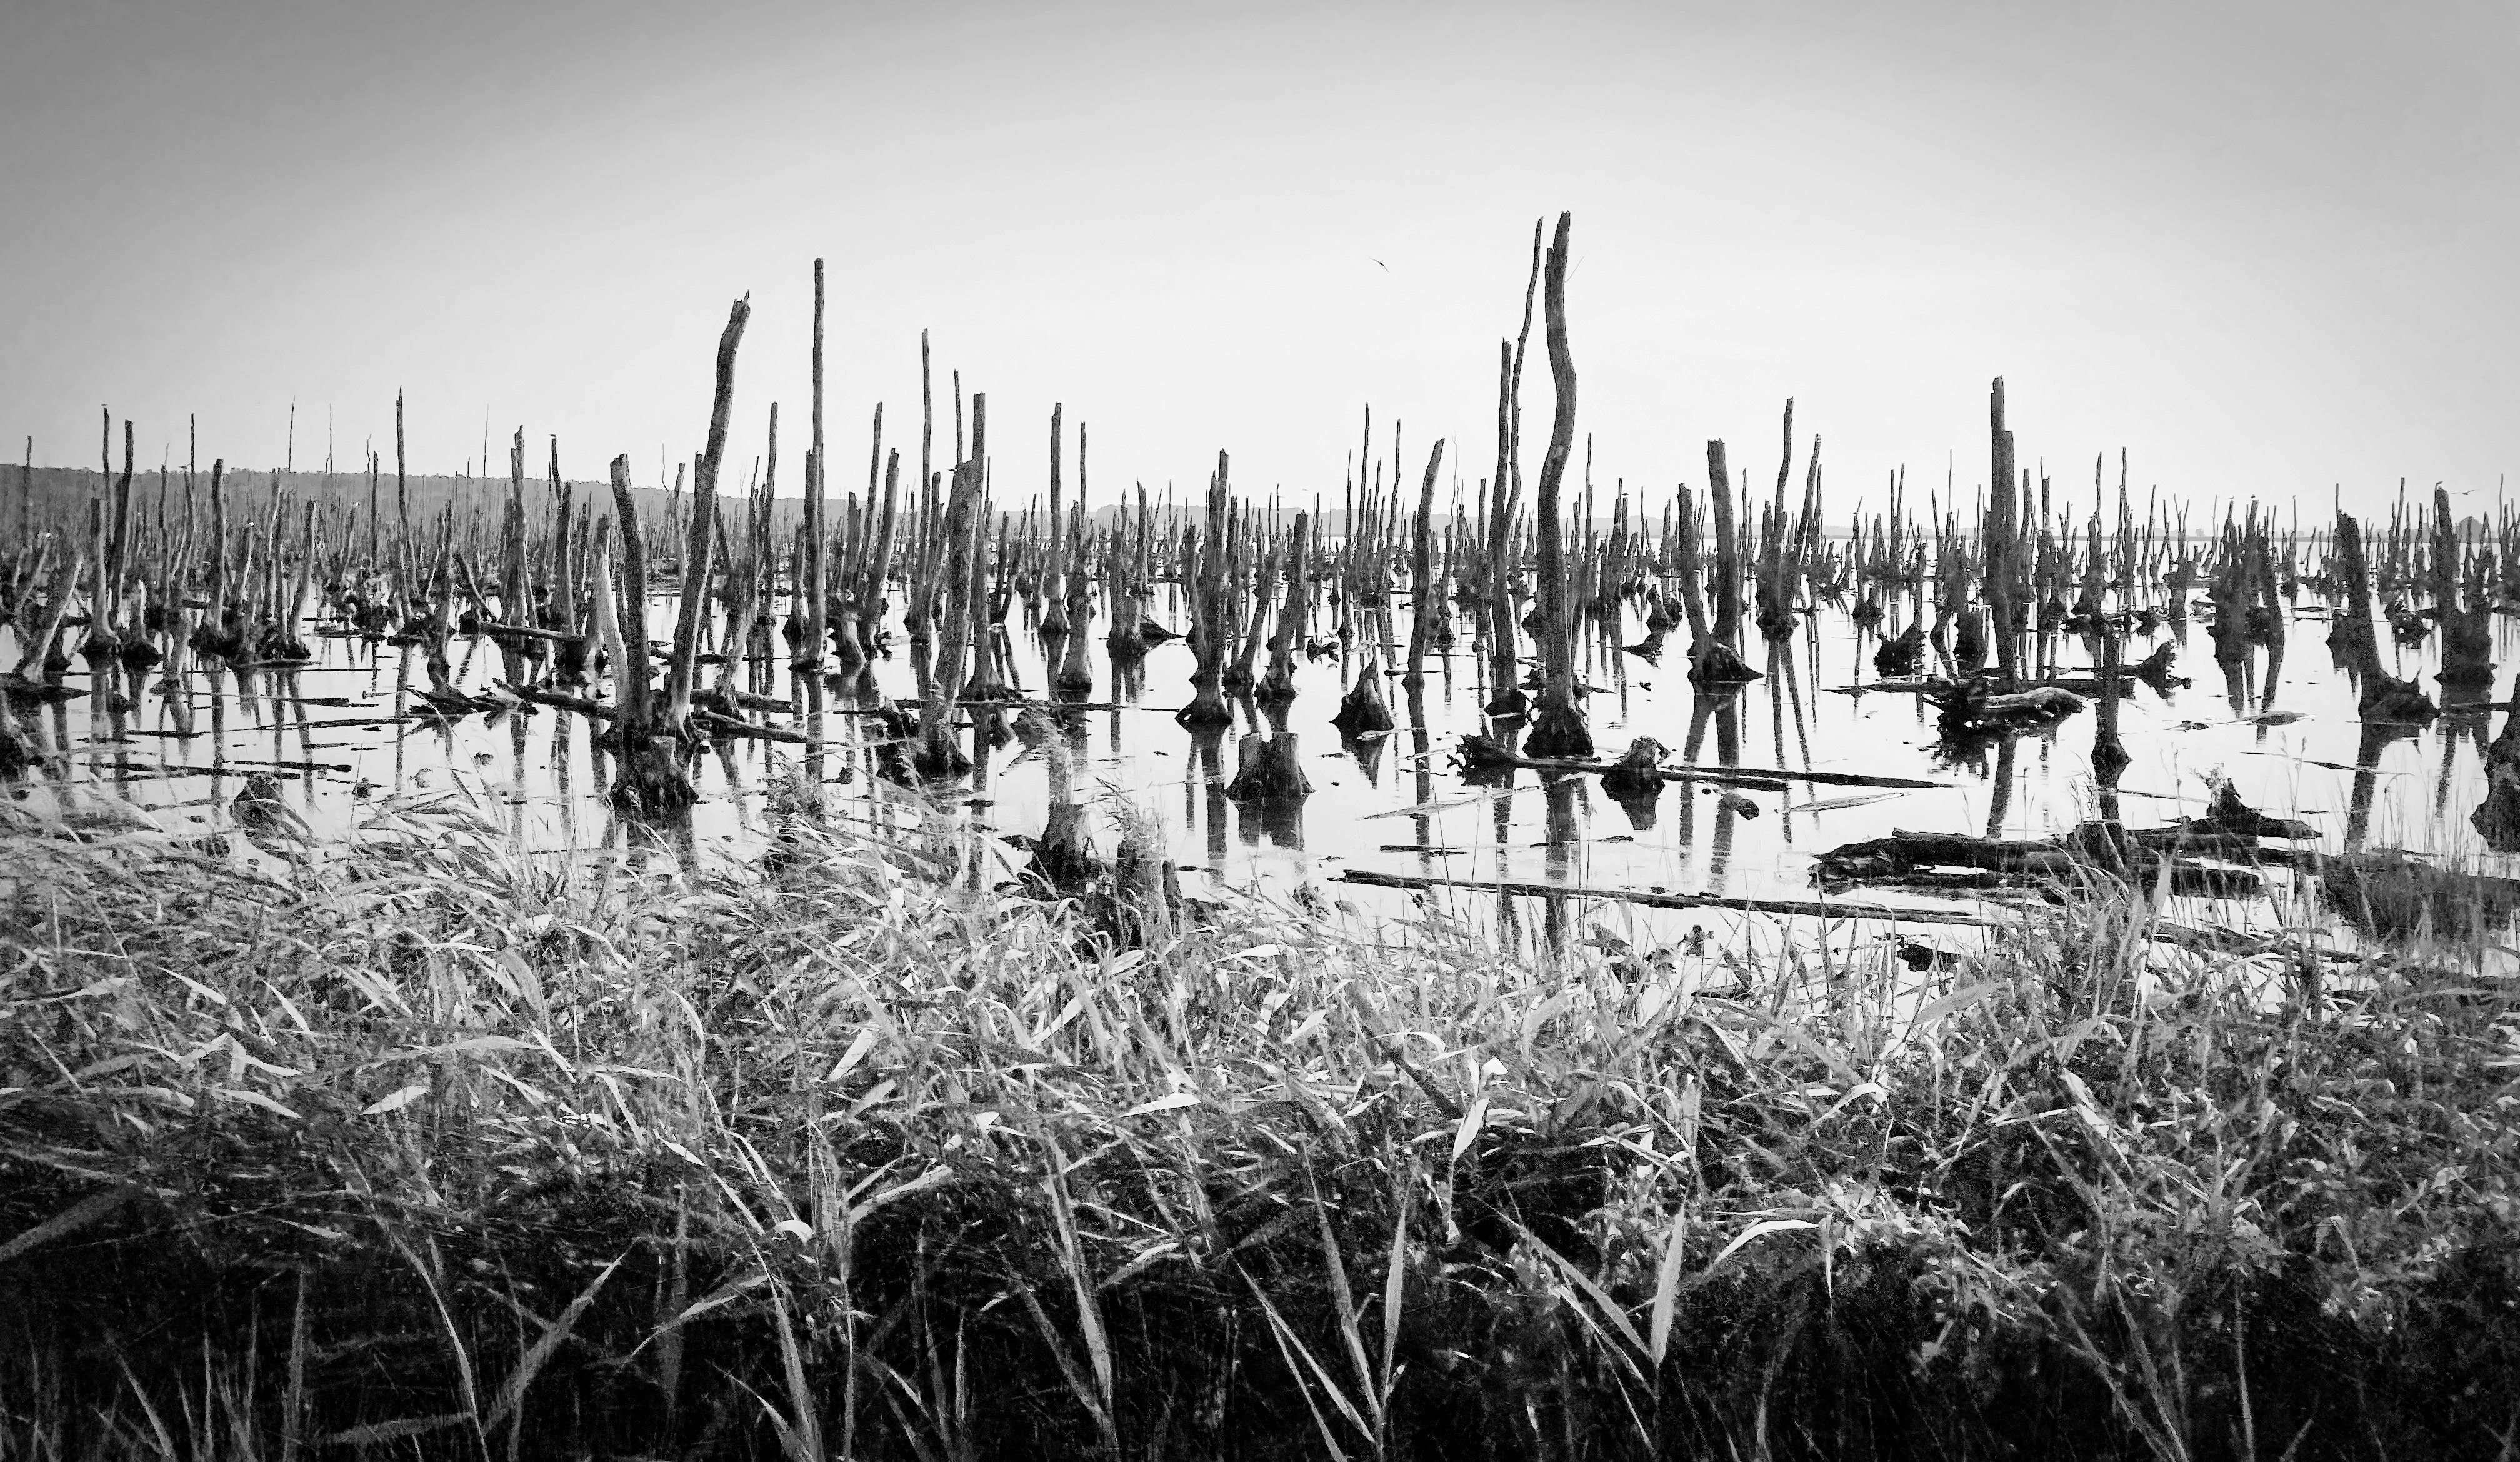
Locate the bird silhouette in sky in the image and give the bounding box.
[1372,259,1388,271]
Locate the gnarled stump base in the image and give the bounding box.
[611,733,701,816]
[1523,698,1592,759]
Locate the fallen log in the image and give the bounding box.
[1936,679,2088,738]
[1457,734,1944,790]
[1335,868,2004,926]
[1818,828,2265,900]
[1818,831,2078,880]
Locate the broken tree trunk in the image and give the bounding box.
[1690,444,1759,686]
[1226,538,1276,691]
[1986,379,2022,683]
[1176,453,1234,726]
[2433,484,2494,689]
[1224,728,1312,801]
[1042,403,1069,637]
[1258,511,1309,702]
[1055,501,1096,694]
[2332,510,2436,723]
[2475,687,2520,851]
[916,459,982,778]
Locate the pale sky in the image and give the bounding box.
[4,0,2512,522]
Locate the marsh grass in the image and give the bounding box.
[2,791,2517,1459]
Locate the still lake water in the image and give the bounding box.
[9,585,2515,962]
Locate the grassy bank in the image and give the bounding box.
[2,793,2517,1460]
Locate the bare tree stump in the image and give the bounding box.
[1330,653,1396,735]
[1224,731,1311,801]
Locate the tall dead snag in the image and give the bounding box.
[958,396,1009,702]
[609,295,748,814]
[1985,379,2022,684]
[1522,213,1590,758]
[1486,226,1544,723]
[604,458,653,730]
[1177,451,1235,726]
[1688,441,1758,685]
[917,459,982,778]
[1258,511,1309,701]
[798,259,829,673]
[1482,343,1527,719]
[1403,439,1446,689]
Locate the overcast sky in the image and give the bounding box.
[4,0,2512,522]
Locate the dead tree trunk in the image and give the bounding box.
[917,459,982,778]
[798,260,829,673]
[1689,443,1759,685]
[1522,213,1591,759]
[1986,378,2023,684]
[2474,686,2520,850]
[1403,439,1445,689]
[1042,404,1069,638]
[611,295,749,814]
[1054,504,1096,695]
[1258,511,1309,702]
[1177,451,1235,725]
[2435,484,2495,689]
[1226,534,1276,691]
[1486,228,1544,723]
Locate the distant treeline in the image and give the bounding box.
[4,461,1876,551]
[2,464,680,544]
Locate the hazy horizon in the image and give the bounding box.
[6,0,2512,523]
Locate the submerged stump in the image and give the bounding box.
[1598,735,1668,795]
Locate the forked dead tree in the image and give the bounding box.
[606,295,749,814]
